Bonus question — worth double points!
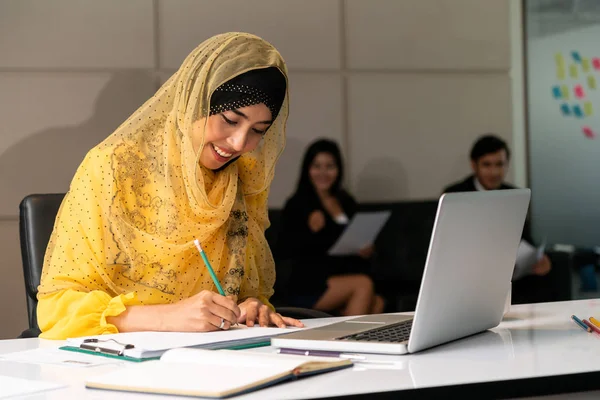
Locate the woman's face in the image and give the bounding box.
[309,152,339,193]
[192,103,273,170]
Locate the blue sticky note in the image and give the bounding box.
[552,86,562,98]
[572,51,581,63]
[573,104,583,118]
[560,103,570,115]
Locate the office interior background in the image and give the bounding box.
[0,0,598,339]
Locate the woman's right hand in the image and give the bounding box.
[163,290,241,332]
[308,210,326,232]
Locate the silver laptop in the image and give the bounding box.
[271,189,531,355]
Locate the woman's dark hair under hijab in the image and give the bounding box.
[210,66,287,172]
[470,134,511,162]
[295,139,344,197]
[210,66,287,121]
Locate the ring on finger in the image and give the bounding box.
[219,318,225,329]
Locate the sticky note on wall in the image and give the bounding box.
[582,58,591,72]
[574,84,585,99]
[589,75,597,90]
[593,58,600,70]
[560,103,570,115]
[555,53,565,79]
[573,105,584,118]
[561,85,569,99]
[572,51,582,62]
[552,86,562,98]
[582,126,596,139]
[583,101,593,116]
[570,64,579,78]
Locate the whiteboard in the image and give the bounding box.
[526,23,600,247]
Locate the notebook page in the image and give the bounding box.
[85,360,294,397]
[0,375,65,398]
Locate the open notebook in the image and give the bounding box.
[63,325,301,361]
[85,348,352,398]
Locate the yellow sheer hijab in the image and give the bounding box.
[38,33,288,307]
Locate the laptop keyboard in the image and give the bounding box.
[336,320,413,343]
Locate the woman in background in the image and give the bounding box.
[277,139,385,316]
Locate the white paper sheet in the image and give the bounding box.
[513,239,546,280]
[0,347,122,367]
[0,375,65,398]
[328,211,391,256]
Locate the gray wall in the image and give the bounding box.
[0,0,519,339]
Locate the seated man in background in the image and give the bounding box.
[443,134,553,304]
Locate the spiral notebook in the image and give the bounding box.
[85,348,352,398]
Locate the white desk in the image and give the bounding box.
[2,299,600,399]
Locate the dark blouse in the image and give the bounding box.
[275,190,371,296]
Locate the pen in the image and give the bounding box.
[276,348,365,360]
[571,315,591,332]
[590,317,600,329]
[583,319,600,334]
[194,239,238,327]
[194,239,225,296]
[275,348,404,367]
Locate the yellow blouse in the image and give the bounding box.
[37,32,288,339]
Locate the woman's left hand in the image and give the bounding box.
[237,298,305,328]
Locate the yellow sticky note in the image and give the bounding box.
[557,67,566,80]
[583,101,593,116]
[555,53,565,67]
[570,64,579,78]
[588,75,597,90]
[560,85,569,99]
[582,58,591,72]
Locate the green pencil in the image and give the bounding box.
[193,239,225,296]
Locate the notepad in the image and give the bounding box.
[328,211,391,256]
[63,325,302,361]
[85,347,352,398]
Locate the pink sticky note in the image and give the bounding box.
[582,126,596,139]
[594,58,600,70]
[574,84,585,99]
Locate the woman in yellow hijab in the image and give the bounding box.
[37,32,304,339]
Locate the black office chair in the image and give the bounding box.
[18,193,66,338]
[17,193,328,338]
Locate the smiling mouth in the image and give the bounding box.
[212,143,234,159]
